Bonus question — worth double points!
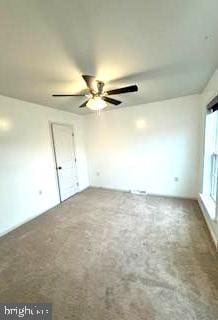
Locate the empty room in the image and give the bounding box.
[0,0,218,319]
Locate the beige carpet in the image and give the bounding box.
[0,187,218,319]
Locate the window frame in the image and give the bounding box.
[201,105,218,221]
[210,152,218,202]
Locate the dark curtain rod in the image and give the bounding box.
[207,95,218,112]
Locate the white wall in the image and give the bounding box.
[85,94,201,198]
[0,95,89,236]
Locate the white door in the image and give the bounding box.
[52,124,78,201]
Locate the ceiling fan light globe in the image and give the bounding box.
[86,97,107,110]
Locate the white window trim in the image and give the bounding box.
[199,193,216,220]
[201,109,218,221]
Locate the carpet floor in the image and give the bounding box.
[0,187,218,319]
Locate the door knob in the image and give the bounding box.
[57,166,62,170]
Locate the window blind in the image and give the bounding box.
[207,95,218,113]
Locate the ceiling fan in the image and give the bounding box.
[52,75,138,111]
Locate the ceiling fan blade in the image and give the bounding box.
[102,96,122,105]
[106,85,138,95]
[52,94,86,97]
[82,75,95,91]
[78,100,89,108]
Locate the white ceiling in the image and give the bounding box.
[0,0,218,114]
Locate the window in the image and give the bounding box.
[211,153,218,201]
[202,106,218,219]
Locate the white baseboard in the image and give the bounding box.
[0,187,89,239]
[148,192,197,201]
[90,185,130,193]
[90,185,197,200]
[0,200,61,238]
[0,212,47,238]
[198,195,218,250]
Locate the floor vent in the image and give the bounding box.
[131,190,147,195]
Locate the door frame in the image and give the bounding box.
[49,122,78,203]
